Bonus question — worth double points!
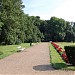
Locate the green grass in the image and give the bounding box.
[49,42,75,70]
[0,43,30,59]
[56,42,75,50]
[49,43,67,69]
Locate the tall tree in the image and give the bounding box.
[0,0,25,44]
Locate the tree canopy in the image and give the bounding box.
[0,0,75,45]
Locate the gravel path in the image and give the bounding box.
[0,43,74,75]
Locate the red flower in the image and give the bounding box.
[61,51,69,63]
[57,47,62,52]
[51,42,69,63]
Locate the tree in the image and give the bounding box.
[72,22,75,42]
[24,16,44,42]
[64,22,73,42]
[0,0,74,44]
[45,17,66,42]
[0,0,25,44]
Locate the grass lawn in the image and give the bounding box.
[56,42,75,50]
[49,42,75,70]
[0,43,30,59]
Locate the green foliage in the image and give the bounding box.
[38,16,75,42]
[0,22,4,30]
[46,17,66,41]
[64,45,75,65]
[0,0,75,44]
[15,39,22,45]
[0,0,24,44]
[0,0,43,44]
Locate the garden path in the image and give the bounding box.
[0,43,74,75]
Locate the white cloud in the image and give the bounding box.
[52,0,75,21]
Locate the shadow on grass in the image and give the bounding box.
[33,63,75,71]
[52,63,67,69]
[33,64,54,71]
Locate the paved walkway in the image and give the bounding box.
[0,43,74,75]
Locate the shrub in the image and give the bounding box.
[64,45,75,65]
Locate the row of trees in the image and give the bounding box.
[40,17,75,42]
[0,0,75,45]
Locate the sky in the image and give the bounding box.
[22,0,75,22]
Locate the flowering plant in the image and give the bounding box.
[51,42,69,63]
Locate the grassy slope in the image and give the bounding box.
[49,42,75,70]
[0,43,30,59]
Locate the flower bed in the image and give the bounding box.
[51,42,69,63]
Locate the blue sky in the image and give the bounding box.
[22,0,75,22]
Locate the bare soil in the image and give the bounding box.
[0,43,74,75]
